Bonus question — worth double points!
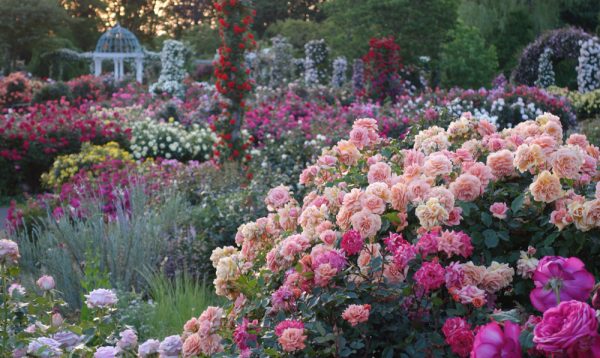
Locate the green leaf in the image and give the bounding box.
[519,330,535,350]
[491,309,521,323]
[542,232,560,246]
[511,194,525,213]
[483,229,499,248]
[382,347,394,358]
[481,212,492,227]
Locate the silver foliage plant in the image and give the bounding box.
[150,40,187,98]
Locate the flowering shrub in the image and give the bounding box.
[304,39,329,86]
[0,72,35,109]
[213,0,256,163]
[577,37,600,93]
[129,117,216,161]
[188,112,600,356]
[0,101,129,194]
[150,40,188,98]
[363,36,405,102]
[67,75,109,103]
[41,141,133,189]
[535,47,555,88]
[331,56,348,89]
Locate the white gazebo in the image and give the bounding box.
[89,24,144,83]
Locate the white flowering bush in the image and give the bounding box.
[535,48,555,88]
[304,39,329,86]
[269,36,294,88]
[129,118,216,161]
[331,56,348,89]
[150,40,187,98]
[577,37,600,93]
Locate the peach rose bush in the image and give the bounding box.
[189,112,600,357]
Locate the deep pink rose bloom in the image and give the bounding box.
[414,260,445,292]
[471,321,521,358]
[533,300,600,357]
[341,230,364,256]
[530,256,595,312]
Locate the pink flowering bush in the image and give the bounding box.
[169,111,600,357]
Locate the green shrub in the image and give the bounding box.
[32,82,73,103]
[440,22,499,88]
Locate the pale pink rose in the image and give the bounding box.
[336,206,354,231]
[299,165,318,185]
[530,134,558,156]
[278,328,307,352]
[480,262,514,293]
[567,133,589,149]
[319,230,338,246]
[451,148,474,164]
[427,186,455,211]
[402,149,425,167]
[462,262,487,286]
[198,306,223,334]
[349,126,370,149]
[489,202,508,219]
[335,140,361,166]
[317,154,338,167]
[265,185,291,211]
[342,304,371,326]
[550,208,573,231]
[117,328,138,350]
[477,119,496,136]
[0,239,20,265]
[183,318,199,333]
[182,334,202,357]
[513,143,544,173]
[350,209,382,238]
[199,334,223,355]
[530,170,563,203]
[487,149,515,178]
[51,313,63,327]
[367,154,383,166]
[390,182,409,211]
[449,174,483,202]
[36,275,55,291]
[314,263,338,287]
[486,136,507,152]
[581,154,597,178]
[415,198,449,229]
[367,162,392,184]
[596,182,600,200]
[360,193,386,214]
[423,152,453,178]
[383,259,406,283]
[357,244,382,274]
[515,120,542,138]
[551,147,583,179]
[402,163,422,180]
[407,179,431,203]
[463,162,494,188]
[365,182,392,202]
[342,188,364,212]
[583,199,600,229]
[542,119,563,141]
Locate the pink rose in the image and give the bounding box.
[349,126,370,149]
[265,185,291,211]
[529,170,563,203]
[350,209,382,239]
[471,321,521,358]
[367,162,392,184]
[182,334,202,357]
[423,152,453,178]
[342,304,371,326]
[551,147,583,179]
[85,288,118,309]
[36,275,55,291]
[442,317,473,358]
[530,256,595,312]
[489,202,508,219]
[0,239,20,265]
[449,174,483,202]
[275,320,306,352]
[533,300,600,356]
[486,149,514,178]
[414,260,445,292]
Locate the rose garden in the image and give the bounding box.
[1,0,600,357]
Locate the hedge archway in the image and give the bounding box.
[512,27,592,87]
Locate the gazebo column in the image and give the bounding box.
[119,59,125,80]
[113,58,119,80]
[135,57,143,83]
[94,58,102,76]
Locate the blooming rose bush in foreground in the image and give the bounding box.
[197,112,600,356]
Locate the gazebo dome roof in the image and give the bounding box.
[95,24,142,53]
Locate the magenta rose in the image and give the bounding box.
[471,321,521,358]
[341,230,364,256]
[530,256,595,312]
[533,300,600,356]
